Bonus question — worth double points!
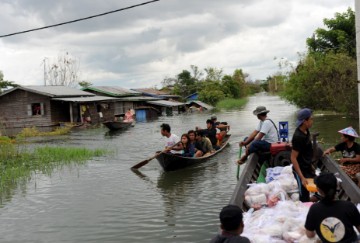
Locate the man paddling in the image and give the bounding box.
[160,123,181,154]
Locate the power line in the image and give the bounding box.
[0,0,160,38]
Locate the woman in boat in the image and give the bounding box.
[305,173,360,243]
[323,126,360,187]
[178,133,195,157]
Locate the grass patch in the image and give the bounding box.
[0,143,107,200]
[216,97,248,110]
[17,127,72,138]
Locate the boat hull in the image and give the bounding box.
[156,135,231,171]
[230,145,360,211]
[102,121,133,131]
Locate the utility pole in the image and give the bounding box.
[43,58,47,86]
[356,1,360,129]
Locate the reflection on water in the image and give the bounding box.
[0,93,358,243]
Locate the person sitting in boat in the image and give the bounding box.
[160,123,182,154]
[124,109,134,123]
[237,106,279,164]
[209,204,250,243]
[188,130,203,157]
[323,126,360,187]
[178,133,195,157]
[305,173,360,243]
[195,130,214,156]
[197,119,220,150]
[211,115,230,144]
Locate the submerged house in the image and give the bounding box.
[82,86,163,121]
[0,86,121,135]
[130,88,186,116]
[185,100,214,112]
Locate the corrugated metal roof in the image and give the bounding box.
[52,96,121,102]
[83,86,141,97]
[117,96,162,101]
[186,100,214,110]
[131,88,180,98]
[0,85,94,97]
[147,100,185,107]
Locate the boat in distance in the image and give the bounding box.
[102,121,134,131]
[156,134,231,171]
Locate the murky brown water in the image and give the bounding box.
[0,93,357,243]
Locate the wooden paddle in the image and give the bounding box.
[236,146,243,180]
[131,141,181,170]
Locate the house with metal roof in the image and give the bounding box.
[82,86,166,121]
[131,88,181,100]
[0,85,123,135]
[82,86,141,97]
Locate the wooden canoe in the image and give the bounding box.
[156,134,231,171]
[102,121,134,131]
[230,145,360,211]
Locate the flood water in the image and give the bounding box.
[0,93,358,243]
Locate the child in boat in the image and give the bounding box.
[209,205,250,243]
[323,126,360,186]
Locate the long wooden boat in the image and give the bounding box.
[102,121,134,131]
[230,145,360,211]
[156,134,231,171]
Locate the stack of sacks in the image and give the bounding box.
[244,165,299,209]
[242,200,319,243]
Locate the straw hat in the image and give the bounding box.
[338,126,359,138]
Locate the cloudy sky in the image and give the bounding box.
[0,0,354,89]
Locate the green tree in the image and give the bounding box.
[221,75,239,98]
[267,73,287,93]
[0,71,18,93]
[78,81,93,88]
[198,81,225,105]
[232,69,247,97]
[283,52,357,115]
[306,8,355,58]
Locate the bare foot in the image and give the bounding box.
[237,155,248,165]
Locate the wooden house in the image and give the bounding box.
[0,86,121,135]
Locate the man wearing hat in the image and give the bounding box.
[209,205,250,243]
[211,115,230,144]
[323,126,360,186]
[238,106,279,163]
[291,108,316,202]
[304,173,360,242]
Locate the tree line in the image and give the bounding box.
[277,8,357,116]
[162,65,262,105]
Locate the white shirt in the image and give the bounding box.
[164,133,181,154]
[256,119,278,143]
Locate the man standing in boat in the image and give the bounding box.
[160,123,181,154]
[238,106,279,164]
[291,108,316,202]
